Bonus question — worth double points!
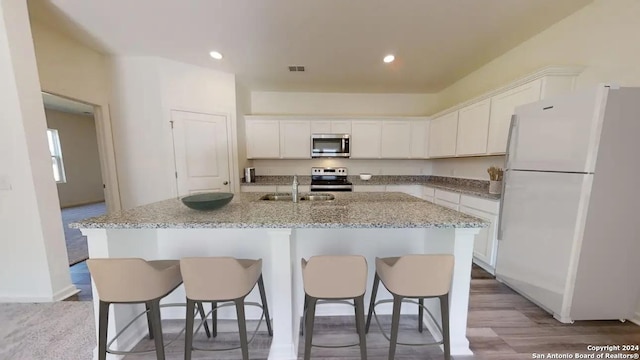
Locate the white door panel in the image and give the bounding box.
[496,171,591,315]
[171,111,231,196]
[509,87,607,173]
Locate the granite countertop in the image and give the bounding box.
[71,192,488,230]
[241,175,500,200]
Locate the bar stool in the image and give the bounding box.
[87,258,210,360]
[180,257,273,360]
[301,255,368,360]
[365,254,454,360]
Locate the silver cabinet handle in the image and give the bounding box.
[223,181,229,185]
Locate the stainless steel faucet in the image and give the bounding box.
[292,175,299,203]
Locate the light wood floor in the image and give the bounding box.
[71,264,640,359]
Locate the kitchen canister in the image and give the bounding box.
[489,180,503,194]
[244,167,256,183]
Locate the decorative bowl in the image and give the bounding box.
[359,173,372,181]
[181,192,234,210]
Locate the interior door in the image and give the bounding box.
[508,86,608,173]
[496,170,592,315]
[171,110,231,196]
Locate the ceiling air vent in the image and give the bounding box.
[288,66,305,72]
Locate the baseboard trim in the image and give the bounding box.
[0,284,78,302]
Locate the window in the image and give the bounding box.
[47,129,66,183]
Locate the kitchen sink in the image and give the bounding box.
[259,193,335,201]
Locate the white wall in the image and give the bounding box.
[236,83,252,180]
[45,109,104,207]
[437,0,640,110]
[254,159,431,176]
[251,91,438,116]
[109,56,238,209]
[0,0,75,301]
[30,19,120,212]
[430,156,505,180]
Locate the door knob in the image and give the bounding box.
[223,181,229,185]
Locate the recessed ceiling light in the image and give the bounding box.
[383,54,395,63]
[209,51,223,60]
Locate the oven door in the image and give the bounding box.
[311,134,350,158]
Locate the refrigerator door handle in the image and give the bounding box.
[497,115,517,240]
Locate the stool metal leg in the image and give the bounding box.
[440,294,451,360]
[418,298,424,333]
[303,296,317,360]
[148,299,166,360]
[145,303,154,339]
[184,299,195,360]
[235,298,250,360]
[388,295,403,360]
[300,295,308,336]
[98,301,109,360]
[196,302,211,338]
[354,295,368,360]
[365,273,380,333]
[211,301,218,337]
[257,275,273,336]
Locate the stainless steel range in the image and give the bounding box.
[310,167,353,192]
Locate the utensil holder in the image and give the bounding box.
[489,180,502,194]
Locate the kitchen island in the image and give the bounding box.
[72,192,486,360]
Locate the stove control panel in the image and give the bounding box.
[311,167,348,175]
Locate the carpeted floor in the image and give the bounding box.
[61,202,106,266]
[0,302,95,360]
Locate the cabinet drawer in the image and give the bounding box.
[276,185,310,193]
[422,186,435,198]
[435,198,459,211]
[435,189,460,204]
[423,195,434,203]
[354,185,386,192]
[460,195,499,214]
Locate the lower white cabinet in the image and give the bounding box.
[240,185,277,193]
[385,185,422,198]
[459,195,500,274]
[435,198,459,211]
[354,185,386,192]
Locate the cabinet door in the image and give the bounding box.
[381,121,411,158]
[246,120,280,158]
[279,120,311,159]
[331,121,351,134]
[487,79,542,154]
[350,121,382,158]
[310,121,331,134]
[429,112,458,157]
[240,185,278,193]
[410,121,429,158]
[435,198,459,211]
[354,185,386,192]
[456,99,491,156]
[460,206,498,272]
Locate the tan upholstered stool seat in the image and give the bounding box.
[180,257,273,360]
[366,254,455,360]
[301,255,368,360]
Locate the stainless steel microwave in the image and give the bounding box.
[311,134,350,158]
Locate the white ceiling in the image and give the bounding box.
[30,0,592,93]
[42,92,94,116]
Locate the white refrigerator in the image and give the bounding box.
[495,85,640,323]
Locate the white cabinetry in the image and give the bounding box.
[459,195,500,274]
[351,121,382,159]
[422,186,435,202]
[410,121,430,158]
[385,185,422,198]
[245,120,280,159]
[279,120,311,158]
[381,121,411,159]
[456,99,491,156]
[487,79,542,154]
[240,185,277,193]
[429,112,458,157]
[310,120,351,134]
[354,185,386,192]
[434,189,461,211]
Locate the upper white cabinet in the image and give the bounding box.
[381,121,411,158]
[245,119,280,158]
[456,99,491,156]
[410,121,430,158]
[351,121,382,159]
[310,120,351,134]
[429,111,458,157]
[487,79,542,154]
[280,120,311,158]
